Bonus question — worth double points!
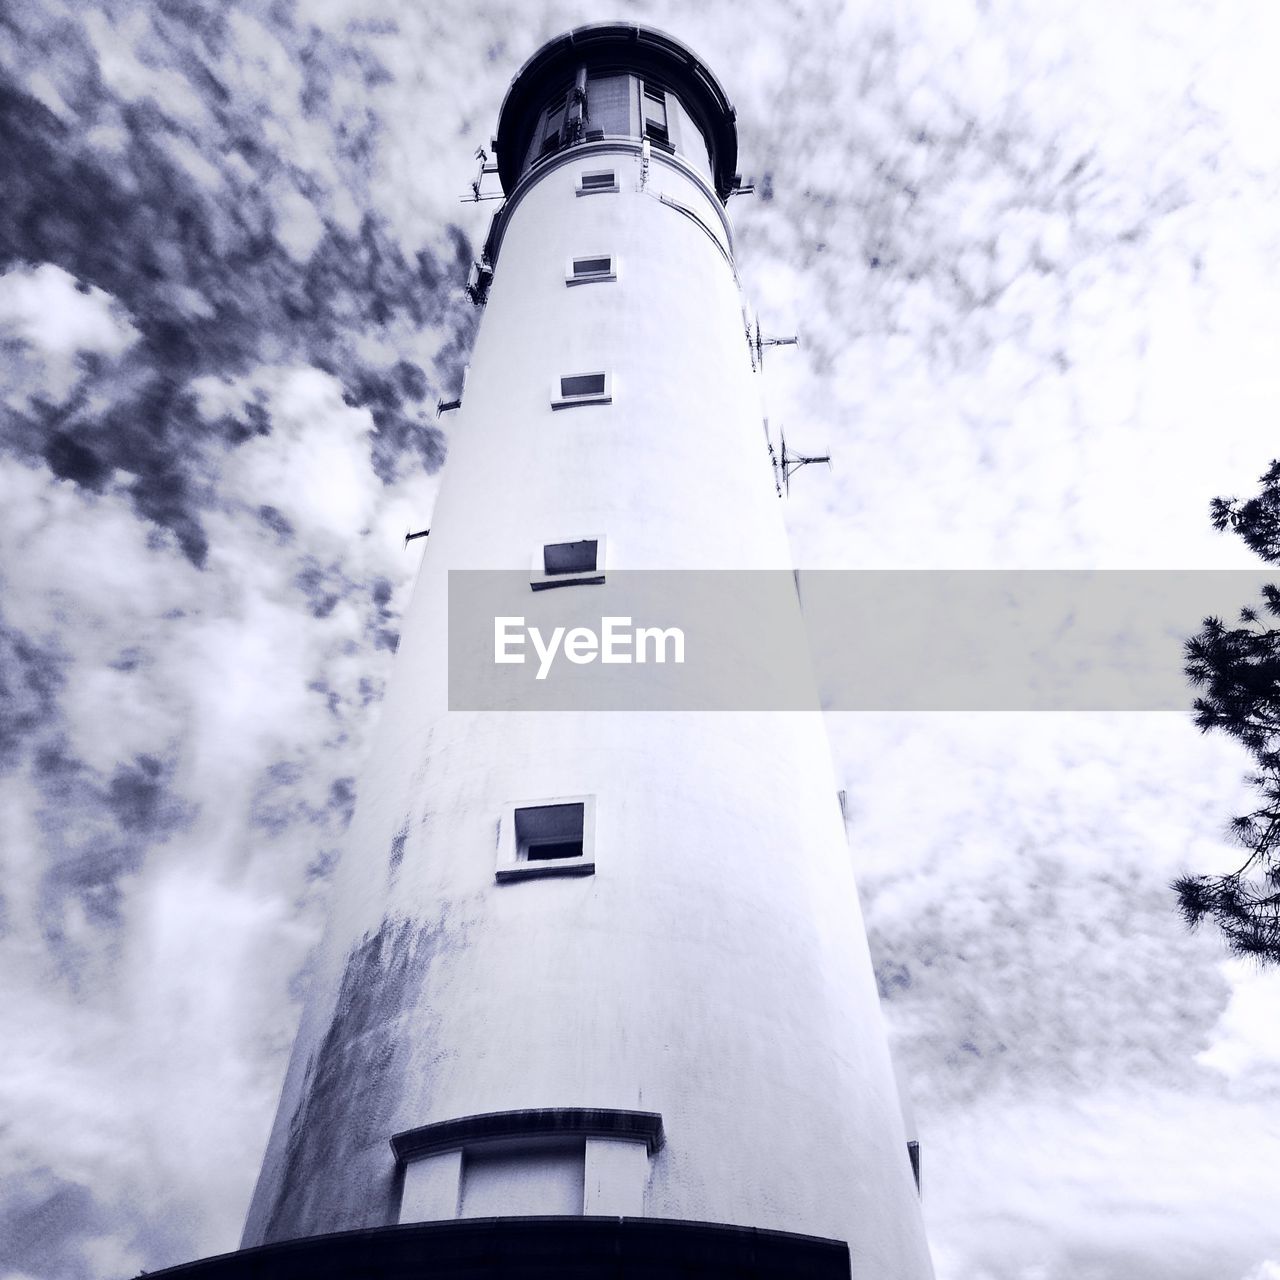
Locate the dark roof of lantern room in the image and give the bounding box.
[494,23,739,203]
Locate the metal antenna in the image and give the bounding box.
[461,147,502,202]
[765,419,830,498]
[753,319,800,369]
[778,427,832,497]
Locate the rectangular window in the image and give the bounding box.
[586,74,631,135]
[565,254,616,285]
[392,1109,661,1224]
[459,1143,585,1218]
[526,93,569,168]
[545,539,597,575]
[531,536,606,591]
[497,796,596,882]
[540,96,565,156]
[517,802,584,860]
[577,169,618,195]
[642,84,670,147]
[561,373,604,397]
[551,371,611,408]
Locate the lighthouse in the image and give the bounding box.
[172,23,937,1280]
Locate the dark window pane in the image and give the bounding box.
[526,839,584,861]
[560,374,605,397]
[587,74,630,135]
[544,540,599,574]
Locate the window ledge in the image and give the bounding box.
[496,858,596,883]
[530,572,606,591]
[392,1108,665,1163]
[551,393,612,410]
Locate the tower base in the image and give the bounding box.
[144,1218,851,1279]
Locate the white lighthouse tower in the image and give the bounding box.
[177,23,937,1280]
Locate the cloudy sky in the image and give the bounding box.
[2,1,1279,1278]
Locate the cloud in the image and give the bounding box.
[0,0,474,564]
[0,262,137,368]
[831,715,1242,1098]
[0,4,476,1268]
[3,2,1280,1279]
[216,368,387,547]
[1197,962,1280,1088]
[0,1170,140,1280]
[715,0,1277,572]
[1241,1263,1280,1280]
[923,1088,1280,1280]
[828,711,1280,1276]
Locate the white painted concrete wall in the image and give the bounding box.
[401,1151,462,1222]
[241,139,934,1280]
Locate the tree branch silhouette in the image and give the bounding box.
[1178,464,1280,960]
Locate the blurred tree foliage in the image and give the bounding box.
[1178,461,1280,961]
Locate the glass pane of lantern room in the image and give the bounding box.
[587,74,631,135]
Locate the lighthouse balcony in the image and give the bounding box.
[141,1217,852,1280]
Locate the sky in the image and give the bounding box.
[2,1,1279,1278]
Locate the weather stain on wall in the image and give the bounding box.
[388,829,407,880]
[260,915,446,1241]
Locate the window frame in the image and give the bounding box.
[551,370,612,410]
[564,253,618,286]
[459,1140,586,1218]
[639,81,675,152]
[392,1108,664,1224]
[576,168,619,196]
[496,795,596,883]
[538,93,567,159]
[530,535,607,591]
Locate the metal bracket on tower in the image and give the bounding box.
[729,173,757,197]
[467,212,505,305]
[404,528,429,547]
[753,319,799,370]
[461,146,503,202]
[437,397,461,417]
[563,68,589,145]
[764,419,831,497]
[466,258,494,306]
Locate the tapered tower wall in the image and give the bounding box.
[239,26,934,1280]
